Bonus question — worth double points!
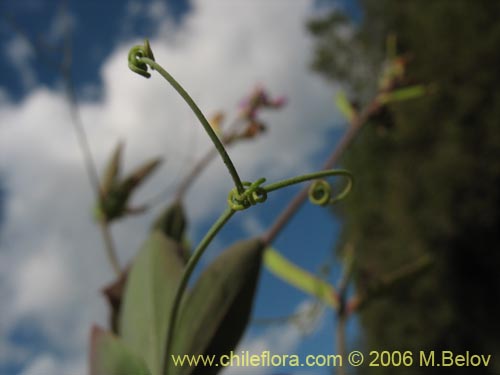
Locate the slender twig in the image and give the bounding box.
[335,245,354,375]
[59,0,121,276]
[61,45,102,200]
[174,147,219,201]
[173,127,239,201]
[139,119,242,207]
[98,220,121,275]
[336,311,347,375]
[261,99,380,246]
[163,207,235,375]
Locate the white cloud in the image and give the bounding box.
[0,1,339,373]
[19,354,85,375]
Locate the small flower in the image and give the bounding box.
[239,85,287,120]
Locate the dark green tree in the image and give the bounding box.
[310,1,500,373]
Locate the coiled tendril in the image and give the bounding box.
[227,170,353,211]
[128,40,155,78]
[263,169,353,209]
[228,178,268,211]
[308,174,352,207]
[308,179,332,206]
[309,179,352,206]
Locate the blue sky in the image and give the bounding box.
[0,1,362,374]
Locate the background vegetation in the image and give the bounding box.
[310,1,500,373]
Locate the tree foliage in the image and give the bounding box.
[310,1,500,373]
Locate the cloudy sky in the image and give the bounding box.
[0,0,361,374]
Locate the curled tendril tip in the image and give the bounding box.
[307,176,352,207]
[128,39,155,78]
[308,180,332,206]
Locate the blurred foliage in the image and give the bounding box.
[309,1,500,373]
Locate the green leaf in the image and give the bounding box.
[152,202,190,262]
[119,231,184,375]
[264,247,339,309]
[121,157,163,194]
[335,90,356,122]
[379,85,426,104]
[169,238,264,375]
[90,325,151,375]
[101,142,123,197]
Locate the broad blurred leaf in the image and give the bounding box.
[153,202,190,262]
[120,231,184,375]
[335,90,356,122]
[169,238,264,375]
[90,325,150,375]
[264,247,339,309]
[379,85,426,104]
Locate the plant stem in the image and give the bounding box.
[336,245,353,375]
[141,57,245,195]
[336,311,347,375]
[60,7,121,276]
[174,147,219,201]
[173,127,241,201]
[261,99,380,246]
[98,220,121,276]
[163,207,235,375]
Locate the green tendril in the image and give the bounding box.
[262,170,353,207]
[128,40,155,78]
[308,179,331,206]
[228,178,267,211]
[227,170,353,211]
[127,39,245,193]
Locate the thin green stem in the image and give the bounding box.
[140,119,243,208]
[336,310,347,375]
[264,169,352,195]
[140,57,245,194]
[98,220,121,276]
[173,124,242,201]
[163,207,236,375]
[174,147,219,201]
